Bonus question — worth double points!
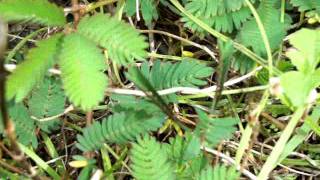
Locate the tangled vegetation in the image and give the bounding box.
[0,0,320,179]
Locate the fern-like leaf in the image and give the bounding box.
[59,33,107,111]
[129,60,214,89]
[0,0,66,26]
[196,109,238,147]
[197,164,240,180]
[231,52,256,74]
[165,133,201,164]
[77,14,148,66]
[28,77,65,133]
[184,0,246,17]
[125,0,159,26]
[6,33,63,102]
[130,135,175,180]
[110,94,164,114]
[127,60,213,102]
[76,111,165,152]
[9,104,38,148]
[181,0,252,34]
[237,0,291,55]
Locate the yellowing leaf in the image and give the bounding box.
[182,51,194,58]
[69,160,88,168]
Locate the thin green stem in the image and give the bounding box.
[104,144,132,173]
[19,143,60,180]
[140,29,217,61]
[305,117,320,136]
[101,146,115,180]
[235,90,270,166]
[280,0,286,23]
[148,52,184,61]
[257,106,306,180]
[227,95,244,133]
[148,52,209,63]
[179,85,268,100]
[245,0,273,78]
[115,0,125,20]
[85,0,118,12]
[41,132,65,175]
[169,0,281,75]
[5,28,46,63]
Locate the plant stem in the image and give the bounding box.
[179,85,268,100]
[0,18,39,179]
[0,159,25,175]
[41,132,66,174]
[85,0,118,12]
[280,0,286,23]
[19,143,60,180]
[86,111,93,125]
[245,0,273,78]
[257,106,306,180]
[104,144,132,173]
[5,27,46,63]
[148,52,209,62]
[235,90,269,166]
[169,0,282,75]
[71,0,80,27]
[140,29,217,61]
[101,146,115,180]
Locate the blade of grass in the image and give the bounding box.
[305,117,320,136]
[0,167,23,180]
[103,144,132,174]
[235,90,270,165]
[41,132,66,175]
[257,106,306,180]
[101,146,115,180]
[18,143,60,180]
[279,106,320,162]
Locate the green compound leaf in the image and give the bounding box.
[9,104,38,148]
[231,52,256,74]
[110,94,163,114]
[163,135,208,179]
[141,0,159,26]
[195,109,238,147]
[197,164,240,180]
[129,60,214,90]
[125,0,159,26]
[165,133,201,164]
[127,60,214,102]
[181,0,252,34]
[59,33,107,111]
[78,14,148,66]
[237,0,290,55]
[76,111,165,152]
[0,0,66,26]
[131,135,175,180]
[28,77,65,133]
[6,33,63,102]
